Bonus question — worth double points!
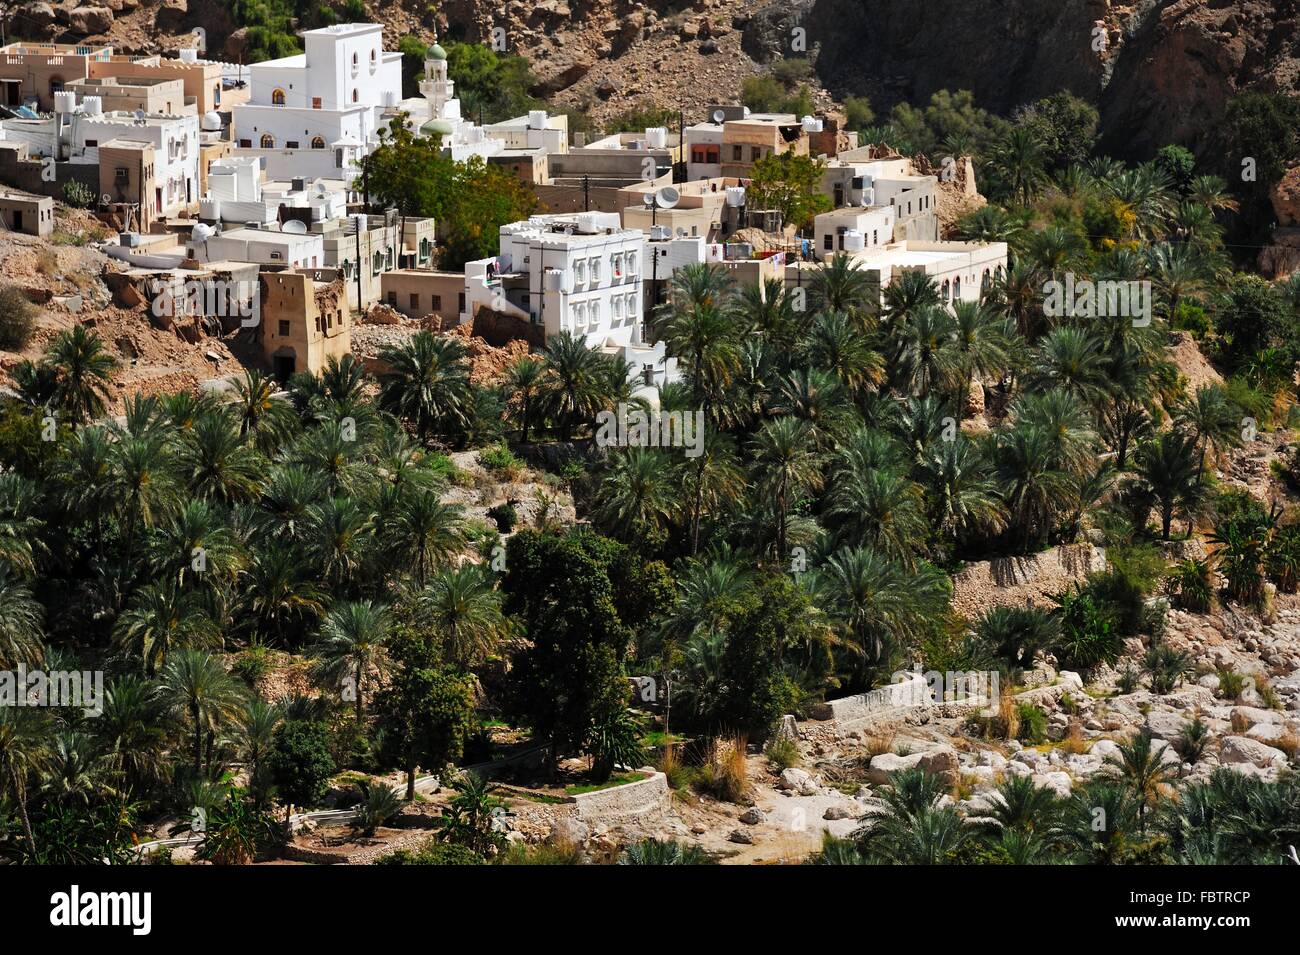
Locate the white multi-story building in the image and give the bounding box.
[199,155,348,226]
[233,23,401,158]
[465,212,646,348]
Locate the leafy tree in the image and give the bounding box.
[268,718,336,812]
[747,152,832,229]
[374,632,475,799]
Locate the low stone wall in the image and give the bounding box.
[807,672,930,723]
[573,770,670,826]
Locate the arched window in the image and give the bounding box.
[352,52,358,66]
[271,88,286,106]
[941,279,950,301]
[370,49,377,64]
[260,133,275,148]
[953,276,962,299]
[352,88,359,103]
[311,136,325,149]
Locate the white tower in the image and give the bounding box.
[419,39,453,114]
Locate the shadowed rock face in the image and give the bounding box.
[754,0,1300,160]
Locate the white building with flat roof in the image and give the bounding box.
[192,226,325,270]
[233,23,401,158]
[465,211,646,348]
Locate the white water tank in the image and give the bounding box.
[802,115,824,133]
[382,90,398,107]
[201,110,222,132]
[528,110,548,130]
[724,185,746,208]
[644,126,668,149]
[575,212,601,235]
[180,49,198,64]
[543,268,569,292]
[842,229,865,252]
[81,96,102,117]
[53,91,77,114]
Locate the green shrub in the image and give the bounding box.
[268,719,336,810]
[479,443,524,479]
[1054,587,1123,670]
[1015,703,1047,744]
[485,501,518,534]
[376,840,484,865]
[232,643,273,686]
[764,734,800,771]
[1168,558,1215,613]
[1216,668,1247,701]
[1143,642,1192,694]
[61,179,94,209]
[0,286,38,350]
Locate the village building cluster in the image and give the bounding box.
[0,23,1006,389]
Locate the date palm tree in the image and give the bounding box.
[417,563,508,667]
[749,416,823,562]
[989,127,1046,207]
[160,649,247,777]
[293,418,372,497]
[809,253,874,324]
[230,369,294,454]
[99,675,169,797]
[307,496,373,592]
[538,330,611,440]
[591,447,676,548]
[1133,431,1202,540]
[894,306,958,398]
[113,580,220,675]
[147,499,245,593]
[923,435,1007,545]
[243,543,326,644]
[46,325,118,425]
[109,435,182,577]
[232,697,283,806]
[948,299,1015,416]
[802,310,885,397]
[0,706,51,852]
[995,423,1075,551]
[1106,730,1176,835]
[392,490,464,587]
[255,465,327,546]
[827,464,927,565]
[310,600,392,721]
[674,431,745,556]
[0,473,43,579]
[1052,780,1142,864]
[377,331,473,442]
[504,355,545,444]
[656,299,741,411]
[0,566,42,668]
[1029,327,1108,405]
[1173,384,1241,482]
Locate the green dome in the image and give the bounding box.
[426,43,446,61]
[421,118,454,137]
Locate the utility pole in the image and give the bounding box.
[582,174,589,212]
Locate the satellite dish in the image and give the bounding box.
[675,227,688,238]
[711,109,726,124]
[656,186,680,209]
[315,182,329,196]
[282,219,308,234]
[642,193,655,208]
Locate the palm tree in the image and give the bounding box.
[505,356,545,444]
[392,490,464,586]
[894,306,958,398]
[0,473,43,579]
[923,435,1007,545]
[1145,241,1208,323]
[1173,384,1241,482]
[310,600,392,721]
[293,417,373,497]
[307,496,372,591]
[973,604,1060,670]
[591,447,676,547]
[774,368,852,448]
[808,253,874,323]
[160,649,246,777]
[656,300,741,410]
[99,675,168,797]
[243,544,326,643]
[948,299,1015,415]
[46,325,119,425]
[110,436,181,575]
[377,331,473,441]
[41,731,118,806]
[229,369,294,454]
[981,774,1062,832]
[113,580,220,675]
[1053,780,1142,863]
[538,331,611,440]
[995,423,1075,551]
[674,432,745,556]
[1013,389,1097,476]
[881,269,941,334]
[1188,174,1239,215]
[1029,327,1108,404]
[734,278,805,350]
[619,838,715,864]
[821,546,950,680]
[232,697,283,805]
[0,566,43,668]
[989,127,1046,206]
[53,425,114,557]
[748,417,823,561]
[660,261,734,314]
[1133,431,1202,539]
[957,205,1023,244]
[1106,730,1176,835]
[417,564,508,667]
[826,464,927,565]
[256,465,327,545]
[803,310,885,397]
[0,706,50,852]
[147,499,245,592]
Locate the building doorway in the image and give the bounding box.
[272,350,296,382]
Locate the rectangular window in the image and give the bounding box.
[387,291,397,306]
[286,141,299,150]
[270,251,282,260]
[278,320,290,336]
[458,292,465,312]
[732,145,742,161]
[409,293,420,310]
[431,294,442,310]
[85,139,97,147]
[823,234,833,251]
[312,97,321,109]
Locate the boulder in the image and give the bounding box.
[777,767,818,795]
[738,806,765,825]
[865,752,924,784]
[1033,771,1073,798]
[67,5,113,32]
[18,2,56,31]
[727,828,754,845]
[917,745,960,786]
[1089,739,1122,762]
[1230,706,1284,729]
[823,804,856,820]
[1219,735,1289,770]
[547,817,589,846]
[1271,164,1300,227]
[1144,711,1190,740]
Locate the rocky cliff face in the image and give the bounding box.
[794,0,1300,159]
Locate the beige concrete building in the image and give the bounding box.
[66,75,187,117]
[380,270,466,325]
[89,54,225,115]
[0,189,53,236]
[720,114,808,180]
[0,41,114,110]
[260,271,351,380]
[98,140,159,230]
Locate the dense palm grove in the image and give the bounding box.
[3,134,1300,864]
